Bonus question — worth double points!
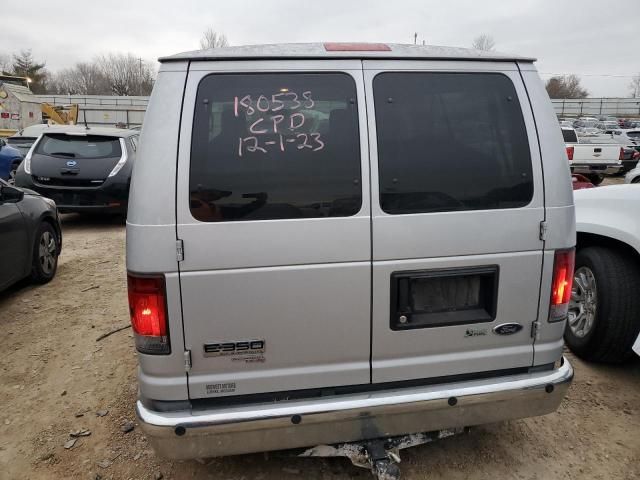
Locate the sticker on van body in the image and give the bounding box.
[203,339,266,358]
[464,328,488,338]
[206,382,236,394]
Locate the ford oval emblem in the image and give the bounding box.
[66,160,77,167]
[493,323,523,335]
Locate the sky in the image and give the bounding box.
[2,0,637,97]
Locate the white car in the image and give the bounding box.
[568,185,640,362]
[626,166,640,184]
[613,129,640,146]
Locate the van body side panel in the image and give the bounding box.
[519,66,575,365]
[126,67,189,401]
[517,65,573,210]
[363,61,544,383]
[127,67,187,226]
[175,61,372,397]
[181,263,371,397]
[137,273,189,400]
[371,252,542,381]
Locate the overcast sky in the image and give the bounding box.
[3,0,637,97]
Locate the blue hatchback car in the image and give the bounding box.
[0,138,23,183]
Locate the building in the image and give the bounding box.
[0,81,42,131]
[36,95,146,128]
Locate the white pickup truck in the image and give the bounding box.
[562,126,623,184]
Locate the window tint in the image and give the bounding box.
[374,73,533,214]
[189,73,362,222]
[36,134,122,159]
[562,129,578,143]
[627,132,640,139]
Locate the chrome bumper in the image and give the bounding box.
[137,357,573,459]
[571,164,621,175]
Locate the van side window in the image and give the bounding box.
[189,73,362,222]
[373,73,533,214]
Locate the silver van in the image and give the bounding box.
[127,43,575,461]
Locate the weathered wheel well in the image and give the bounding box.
[576,232,640,267]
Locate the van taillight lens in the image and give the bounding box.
[566,146,574,161]
[549,249,575,322]
[618,147,624,161]
[127,274,170,354]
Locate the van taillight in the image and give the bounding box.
[566,146,574,161]
[618,147,624,161]
[127,273,170,354]
[549,249,575,322]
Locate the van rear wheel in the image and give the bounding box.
[564,247,640,363]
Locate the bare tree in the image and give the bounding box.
[629,73,640,98]
[199,28,228,50]
[97,53,155,96]
[48,70,75,94]
[472,34,495,52]
[50,62,110,95]
[0,53,11,74]
[545,75,589,99]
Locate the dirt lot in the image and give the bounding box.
[1,177,639,480]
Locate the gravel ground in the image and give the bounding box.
[0,176,638,480]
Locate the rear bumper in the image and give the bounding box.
[15,171,129,213]
[137,357,573,459]
[571,164,621,175]
[56,203,126,214]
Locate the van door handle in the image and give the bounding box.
[594,148,602,153]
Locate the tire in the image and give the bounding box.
[586,174,604,185]
[564,246,640,363]
[633,177,640,184]
[31,222,59,284]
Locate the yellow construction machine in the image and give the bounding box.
[41,103,79,125]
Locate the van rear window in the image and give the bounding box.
[36,134,121,159]
[373,73,533,214]
[189,73,362,222]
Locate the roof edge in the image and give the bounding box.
[158,43,536,63]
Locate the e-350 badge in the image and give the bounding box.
[203,339,266,358]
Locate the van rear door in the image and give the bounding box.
[363,61,544,383]
[176,61,371,398]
